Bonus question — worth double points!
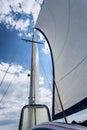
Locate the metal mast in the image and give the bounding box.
[29,34,39,105]
[22,33,39,105]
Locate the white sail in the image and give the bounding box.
[35,0,87,119]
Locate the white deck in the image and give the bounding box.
[31,122,87,130]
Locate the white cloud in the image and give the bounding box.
[15,19,30,31]
[35,31,50,55]
[0,0,11,15]
[9,0,24,13]
[42,41,50,55]
[0,62,52,129]
[31,1,41,23]
[0,62,9,71]
[39,76,44,85]
[39,87,52,103]
[39,86,52,113]
[18,32,23,37]
[0,62,30,127]
[0,63,38,130]
[21,0,35,14]
[37,0,43,5]
[0,0,42,37]
[38,31,44,40]
[0,0,24,14]
[1,12,30,32]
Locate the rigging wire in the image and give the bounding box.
[39,57,52,91]
[23,52,31,106]
[42,42,52,73]
[54,81,67,123]
[0,39,25,89]
[54,53,87,121]
[0,47,30,105]
[0,54,16,88]
[0,74,14,104]
[44,43,52,72]
[0,64,11,88]
[58,55,87,83]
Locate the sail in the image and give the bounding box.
[29,35,39,104]
[35,0,87,119]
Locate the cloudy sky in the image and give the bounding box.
[0,0,52,130]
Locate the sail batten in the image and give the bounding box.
[35,0,87,119]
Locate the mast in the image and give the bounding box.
[22,33,39,105]
[20,34,51,130]
[29,33,39,105]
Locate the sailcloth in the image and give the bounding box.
[35,0,87,119]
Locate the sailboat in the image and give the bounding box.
[19,0,87,130]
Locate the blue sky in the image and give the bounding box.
[0,0,53,130]
[0,1,87,129]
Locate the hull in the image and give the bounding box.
[30,122,87,130]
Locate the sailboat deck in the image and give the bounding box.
[30,122,87,130]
